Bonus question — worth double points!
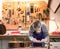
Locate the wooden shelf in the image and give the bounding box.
[49,35,60,38]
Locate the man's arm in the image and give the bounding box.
[41,37,49,43]
[29,36,42,43]
[41,23,49,43]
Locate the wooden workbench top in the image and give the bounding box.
[0,35,60,37]
[17,47,47,49]
[0,35,60,39]
[49,35,60,38]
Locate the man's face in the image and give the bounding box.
[35,27,41,33]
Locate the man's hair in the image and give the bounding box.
[33,20,41,28]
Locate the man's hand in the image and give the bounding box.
[29,36,48,43]
[31,37,41,43]
[41,38,48,43]
[32,38,46,43]
[32,38,39,43]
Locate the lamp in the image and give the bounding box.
[49,17,59,35]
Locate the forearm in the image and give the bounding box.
[29,36,41,43]
[32,38,41,43]
[32,38,47,43]
[41,37,48,43]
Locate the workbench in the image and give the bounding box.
[0,35,50,49]
[1,35,59,49]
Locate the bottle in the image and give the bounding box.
[18,26,22,33]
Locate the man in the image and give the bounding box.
[29,20,48,47]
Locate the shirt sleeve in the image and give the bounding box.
[28,24,35,41]
[41,23,48,37]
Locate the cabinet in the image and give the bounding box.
[50,35,60,49]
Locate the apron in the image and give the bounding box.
[32,28,45,47]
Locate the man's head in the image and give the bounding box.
[33,20,41,33]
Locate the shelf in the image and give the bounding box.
[50,35,60,38]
